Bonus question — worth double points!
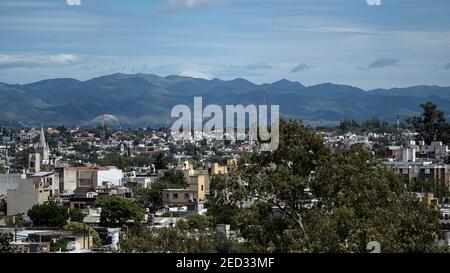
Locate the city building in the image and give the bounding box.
[7,172,59,216]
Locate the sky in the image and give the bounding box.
[0,0,450,89]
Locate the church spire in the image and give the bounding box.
[40,125,46,148]
[38,124,50,166]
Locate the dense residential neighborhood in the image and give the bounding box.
[1,102,449,253]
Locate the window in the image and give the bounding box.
[402,168,408,175]
[79,178,92,187]
[173,193,178,199]
[184,193,189,198]
[201,185,204,191]
[425,168,431,175]
[166,193,169,198]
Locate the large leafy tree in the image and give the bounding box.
[97,196,144,228]
[407,102,450,144]
[212,120,330,241]
[28,203,69,228]
[212,120,441,253]
[309,147,440,252]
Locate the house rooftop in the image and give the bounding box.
[32,172,55,177]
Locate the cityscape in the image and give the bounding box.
[1,0,450,262]
[1,101,449,253]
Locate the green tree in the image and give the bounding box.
[120,224,245,253]
[100,152,127,170]
[308,147,440,252]
[0,199,6,215]
[183,214,213,231]
[212,120,441,253]
[27,203,69,228]
[407,102,450,144]
[11,148,34,172]
[97,196,144,228]
[154,152,168,171]
[0,164,6,174]
[136,183,164,211]
[409,178,450,200]
[206,199,239,228]
[0,233,15,253]
[69,209,85,222]
[159,170,188,189]
[212,120,330,245]
[339,119,360,132]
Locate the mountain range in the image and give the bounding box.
[1,73,450,128]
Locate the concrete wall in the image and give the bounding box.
[0,174,27,196]
[7,180,39,216]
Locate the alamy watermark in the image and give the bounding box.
[170,97,280,152]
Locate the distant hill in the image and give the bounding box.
[1,73,450,128]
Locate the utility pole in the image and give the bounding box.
[83,222,86,249]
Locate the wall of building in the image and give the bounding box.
[0,174,26,196]
[162,189,193,205]
[7,180,39,216]
[189,175,205,203]
[77,169,98,188]
[97,168,123,187]
[63,167,77,194]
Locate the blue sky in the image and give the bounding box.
[0,0,450,89]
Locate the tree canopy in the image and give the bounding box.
[407,102,450,144]
[27,203,69,228]
[211,120,441,253]
[97,196,145,228]
[120,224,246,253]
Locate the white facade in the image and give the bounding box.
[97,167,123,187]
[62,167,77,194]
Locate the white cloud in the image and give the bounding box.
[66,0,81,6]
[49,54,78,64]
[180,69,213,79]
[0,53,79,69]
[367,0,381,6]
[163,0,227,12]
